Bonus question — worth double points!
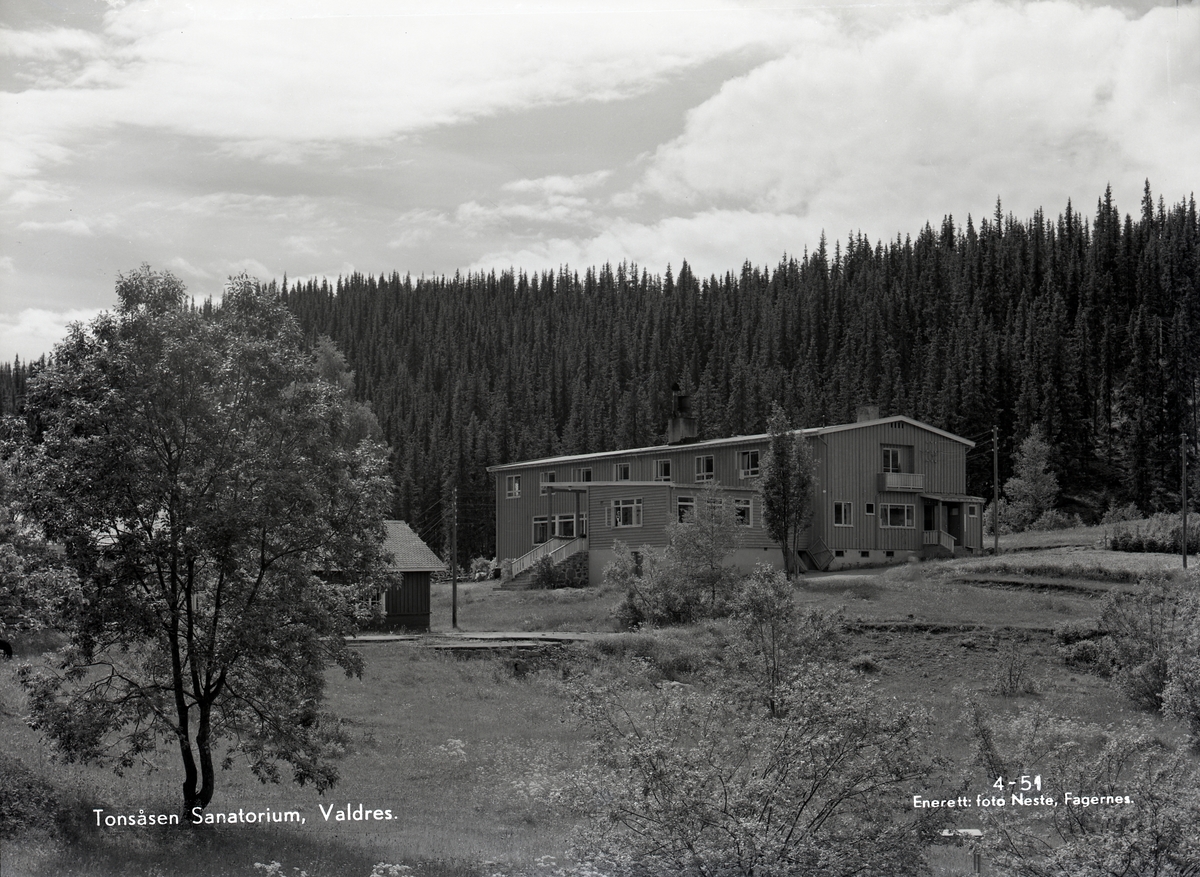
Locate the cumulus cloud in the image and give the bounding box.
[17,218,93,236]
[0,0,789,194]
[0,26,106,60]
[465,209,815,278]
[638,1,1199,242]
[0,306,105,361]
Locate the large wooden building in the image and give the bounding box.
[487,409,984,585]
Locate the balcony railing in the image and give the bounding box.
[878,472,925,492]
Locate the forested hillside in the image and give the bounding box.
[275,185,1198,563]
[3,185,1196,564]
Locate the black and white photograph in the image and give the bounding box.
[1,0,1198,875]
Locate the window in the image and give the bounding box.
[860,551,870,558]
[677,496,695,523]
[532,515,549,543]
[505,474,521,499]
[573,467,592,482]
[609,498,642,528]
[835,550,845,557]
[733,498,751,527]
[738,449,760,478]
[885,550,895,557]
[834,501,853,527]
[968,505,978,518]
[614,462,631,481]
[865,503,876,515]
[879,503,915,528]
[695,455,714,482]
[552,514,583,538]
[655,459,672,482]
[540,471,556,494]
[882,447,901,473]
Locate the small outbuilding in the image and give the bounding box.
[379,520,443,631]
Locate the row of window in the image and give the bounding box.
[533,498,977,542]
[508,443,934,500]
[504,450,763,498]
[532,513,588,544]
[832,501,978,527]
[603,496,756,529]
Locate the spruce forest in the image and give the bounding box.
[3,185,1197,564]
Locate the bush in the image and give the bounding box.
[1029,508,1081,531]
[0,754,61,839]
[1109,512,1199,554]
[983,499,1012,537]
[606,542,740,628]
[572,662,948,877]
[970,710,1200,877]
[849,653,880,673]
[1092,571,1195,711]
[530,553,588,590]
[1101,502,1144,524]
[988,638,1038,696]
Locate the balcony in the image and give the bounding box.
[878,472,925,492]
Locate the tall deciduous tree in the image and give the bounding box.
[13,268,392,818]
[758,403,816,574]
[1003,426,1060,530]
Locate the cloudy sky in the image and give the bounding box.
[1,0,1196,360]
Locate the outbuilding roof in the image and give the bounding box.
[383,520,444,572]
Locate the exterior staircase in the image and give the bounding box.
[502,537,587,589]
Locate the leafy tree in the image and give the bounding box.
[758,403,816,574]
[1003,426,1059,531]
[12,268,392,818]
[666,479,744,612]
[969,707,1200,876]
[0,473,79,643]
[727,562,842,718]
[572,661,948,876]
[607,482,744,626]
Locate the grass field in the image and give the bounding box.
[3,528,1194,877]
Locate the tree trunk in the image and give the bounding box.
[196,700,216,811]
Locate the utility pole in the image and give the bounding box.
[993,425,1000,556]
[451,483,458,629]
[1184,433,1189,570]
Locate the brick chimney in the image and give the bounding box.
[668,384,698,444]
[856,405,880,423]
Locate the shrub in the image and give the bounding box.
[969,708,1200,877]
[606,541,740,628]
[1101,502,1144,524]
[1091,571,1194,711]
[0,754,61,839]
[530,553,588,590]
[1029,508,1081,531]
[571,662,948,877]
[983,499,1012,536]
[1109,512,1199,554]
[988,638,1037,696]
[849,653,880,673]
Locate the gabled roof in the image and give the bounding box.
[383,520,444,572]
[486,415,975,473]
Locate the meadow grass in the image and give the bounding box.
[428,581,622,634]
[3,540,1191,877]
